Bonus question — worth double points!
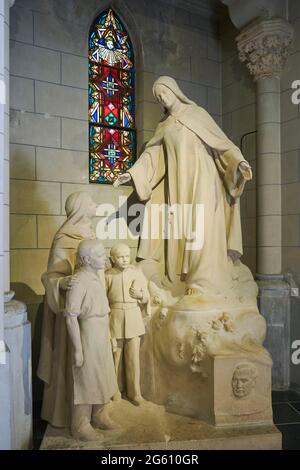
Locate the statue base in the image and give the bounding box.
[40,400,281,450]
[4,294,32,449]
[141,302,273,427]
[257,274,291,389]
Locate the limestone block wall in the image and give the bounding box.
[9,0,222,302]
[220,1,300,390]
[0,0,10,340]
[281,0,300,284]
[220,13,257,274]
[1,0,10,297]
[281,0,300,390]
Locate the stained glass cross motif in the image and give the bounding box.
[89,126,135,184]
[89,9,136,184]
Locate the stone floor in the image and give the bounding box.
[33,390,300,450]
[33,402,47,450]
[272,390,300,450]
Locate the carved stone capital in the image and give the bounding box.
[236,18,294,81]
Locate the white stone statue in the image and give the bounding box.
[65,239,118,441]
[112,76,273,427]
[105,243,150,406]
[114,75,252,300]
[37,192,97,428]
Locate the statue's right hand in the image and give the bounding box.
[74,350,84,368]
[113,173,131,188]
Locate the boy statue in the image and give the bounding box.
[64,239,118,441]
[105,243,150,406]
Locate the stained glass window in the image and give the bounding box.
[89,9,136,184]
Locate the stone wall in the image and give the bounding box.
[221,0,300,390]
[1,0,10,297]
[9,0,221,302]
[282,0,300,390]
[0,0,12,450]
[281,0,300,285]
[220,12,257,275]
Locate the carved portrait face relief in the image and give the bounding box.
[232,363,258,399]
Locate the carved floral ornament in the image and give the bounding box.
[236,18,294,81]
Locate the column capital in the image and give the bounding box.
[236,17,294,81]
[10,0,15,7]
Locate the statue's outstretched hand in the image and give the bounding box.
[113,173,131,188]
[239,161,252,181]
[216,156,252,182]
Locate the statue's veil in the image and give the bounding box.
[152,76,196,106]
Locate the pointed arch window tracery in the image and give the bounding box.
[89,8,136,184]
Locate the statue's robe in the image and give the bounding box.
[128,104,249,295]
[37,226,94,427]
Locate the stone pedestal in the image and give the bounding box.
[142,324,273,427]
[257,275,291,390]
[0,345,12,449]
[40,400,281,450]
[140,273,274,429]
[4,293,32,449]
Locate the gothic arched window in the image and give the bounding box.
[89,8,136,184]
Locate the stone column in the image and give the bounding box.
[0,0,32,449]
[0,0,11,450]
[237,18,293,274]
[0,0,10,363]
[236,18,294,389]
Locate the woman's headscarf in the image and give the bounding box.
[152,76,196,106]
[55,191,96,246]
[64,191,94,225]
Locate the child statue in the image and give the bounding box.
[64,239,118,441]
[38,192,97,428]
[105,243,150,406]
